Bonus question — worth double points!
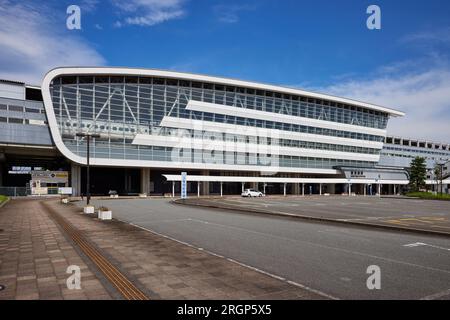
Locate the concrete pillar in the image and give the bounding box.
[319,183,322,195]
[220,182,223,197]
[292,182,299,195]
[327,184,335,195]
[70,163,81,197]
[348,183,351,196]
[364,184,367,196]
[201,170,209,195]
[241,182,245,193]
[0,162,3,187]
[394,184,396,195]
[283,183,287,196]
[172,181,175,197]
[263,183,266,195]
[302,183,304,196]
[140,168,150,195]
[197,181,200,197]
[378,183,381,196]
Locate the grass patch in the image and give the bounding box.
[0,195,8,205]
[405,192,450,201]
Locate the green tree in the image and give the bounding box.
[409,157,427,192]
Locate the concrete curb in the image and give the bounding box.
[0,197,11,209]
[173,198,450,238]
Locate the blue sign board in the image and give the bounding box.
[181,172,187,199]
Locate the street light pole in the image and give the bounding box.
[76,132,100,205]
[438,162,444,196]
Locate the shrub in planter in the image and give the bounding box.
[61,196,69,204]
[98,206,112,220]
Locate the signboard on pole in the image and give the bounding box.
[181,172,187,199]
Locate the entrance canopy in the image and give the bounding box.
[163,174,410,185]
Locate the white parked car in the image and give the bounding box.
[241,189,265,197]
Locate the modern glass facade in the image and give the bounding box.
[43,68,402,174]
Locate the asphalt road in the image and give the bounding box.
[86,198,450,299]
[182,196,450,234]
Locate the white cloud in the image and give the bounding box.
[400,27,450,47]
[112,0,185,27]
[316,68,450,142]
[0,1,105,85]
[214,4,255,23]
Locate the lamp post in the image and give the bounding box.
[436,161,445,196]
[76,132,100,205]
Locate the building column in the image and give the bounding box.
[172,181,175,197]
[220,182,223,197]
[0,162,3,187]
[70,163,81,197]
[140,168,150,195]
[293,182,299,195]
[201,170,209,195]
[302,183,304,196]
[327,184,335,195]
[197,181,200,197]
[283,183,287,196]
[263,183,266,195]
[241,182,245,193]
[364,184,367,196]
[319,183,322,195]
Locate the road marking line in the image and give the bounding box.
[286,280,338,300]
[403,242,450,251]
[421,289,450,300]
[183,218,450,275]
[122,219,338,300]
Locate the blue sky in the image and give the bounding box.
[1,0,450,141]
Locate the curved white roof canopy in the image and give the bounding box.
[42,67,405,117]
[41,67,404,167]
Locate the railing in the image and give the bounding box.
[0,187,30,197]
[0,186,61,197]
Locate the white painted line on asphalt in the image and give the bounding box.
[130,218,192,225]
[421,289,450,300]
[403,242,450,251]
[120,218,338,300]
[185,218,450,275]
[286,280,339,300]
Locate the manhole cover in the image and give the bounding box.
[0,284,5,291]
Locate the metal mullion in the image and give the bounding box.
[108,80,111,159]
[123,82,126,159]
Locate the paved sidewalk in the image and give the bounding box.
[47,199,325,299]
[0,199,112,300]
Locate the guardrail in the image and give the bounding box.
[0,186,61,197]
[0,187,29,197]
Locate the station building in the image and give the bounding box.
[0,67,449,196]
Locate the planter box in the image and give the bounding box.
[139,193,147,198]
[98,210,112,220]
[83,206,95,214]
[109,194,119,198]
